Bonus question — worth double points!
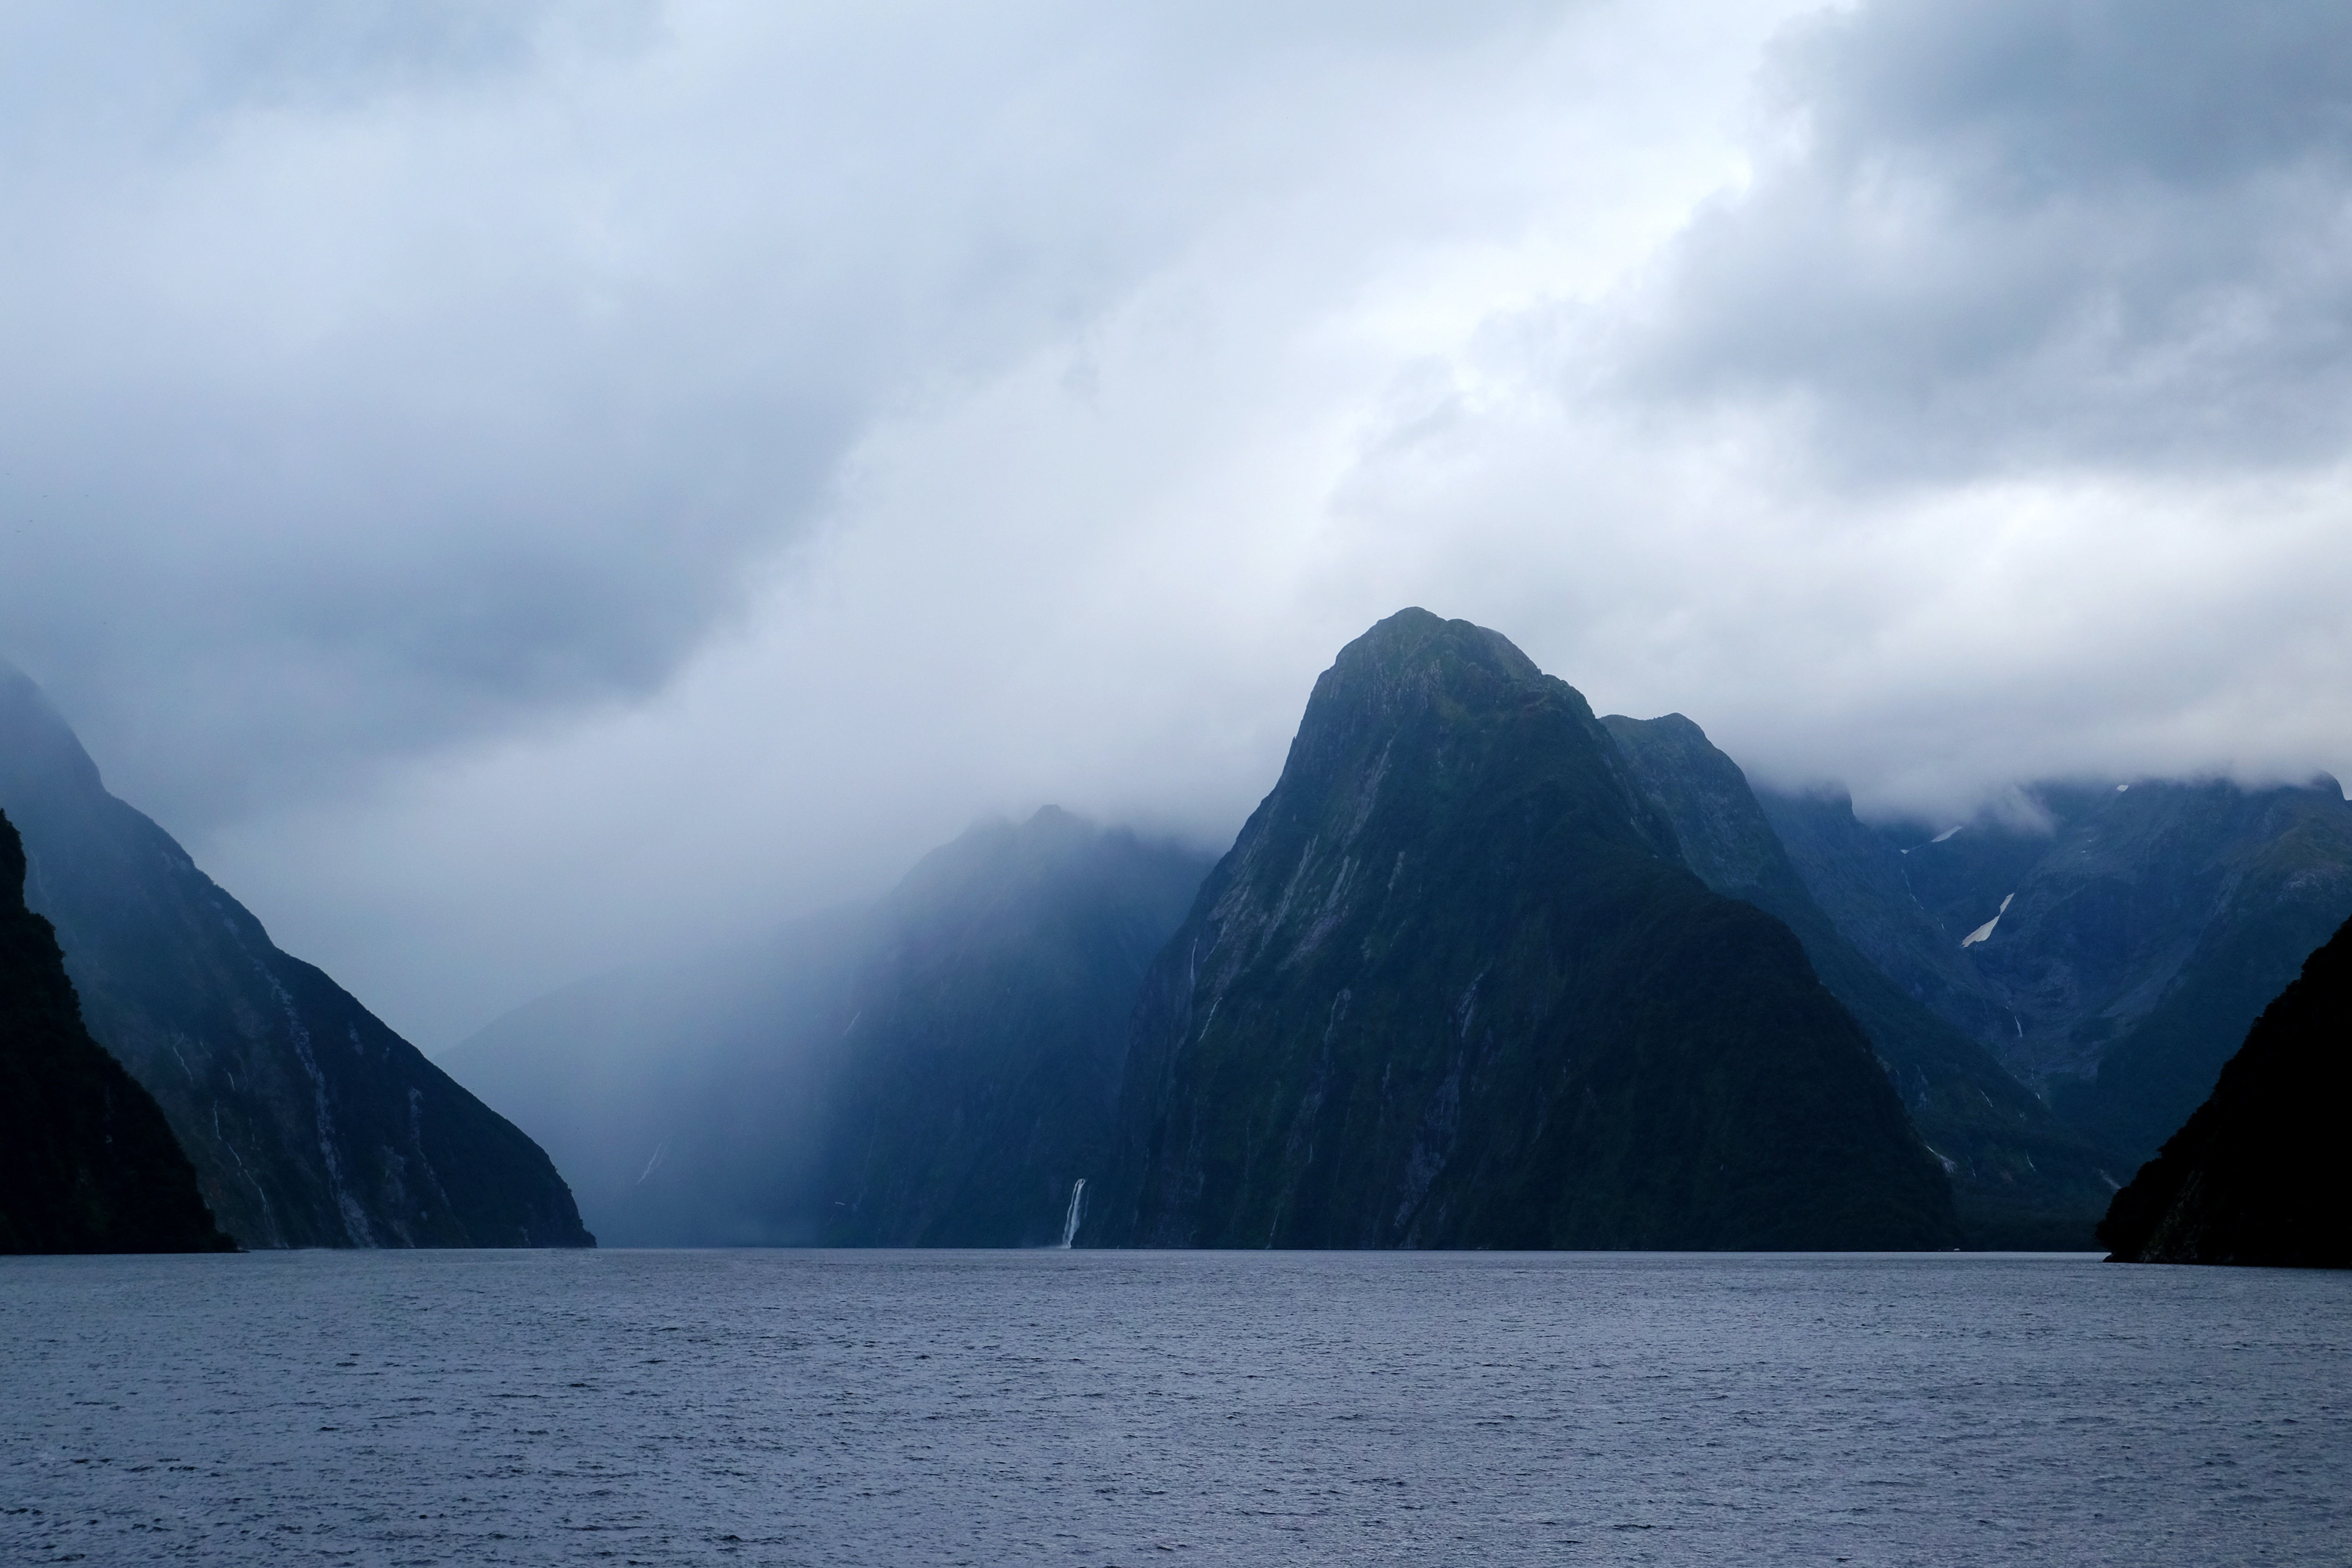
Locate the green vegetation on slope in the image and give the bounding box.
[2053,789,2352,1165]
[1092,610,1956,1250]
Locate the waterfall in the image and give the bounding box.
[1057,1178,1087,1249]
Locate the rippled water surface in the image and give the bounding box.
[3,1249,2347,1565]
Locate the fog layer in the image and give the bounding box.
[3,0,2345,1044]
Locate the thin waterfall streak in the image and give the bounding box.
[1058,1178,1087,1249]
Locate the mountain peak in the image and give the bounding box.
[1095,612,1956,1250]
[1304,609,1554,734]
[0,661,107,804]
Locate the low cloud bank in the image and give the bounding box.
[4,0,2346,1043]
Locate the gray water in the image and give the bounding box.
[3,1250,2346,1566]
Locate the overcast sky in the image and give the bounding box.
[5,0,2349,1048]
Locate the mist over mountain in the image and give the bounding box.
[1089,610,1957,1251]
[1603,714,2112,1248]
[6,1,2345,1059]
[1759,779,2352,1170]
[10,6,2352,1552]
[0,663,590,1250]
[2100,914,2352,1268]
[813,808,1213,1245]
[410,606,2352,1257]
[436,908,868,1246]
[444,808,1211,1246]
[0,808,231,1254]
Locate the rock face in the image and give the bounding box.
[0,809,232,1254]
[1603,715,2112,1248]
[0,664,591,1249]
[444,808,1211,1247]
[1758,779,2352,1170]
[1751,791,2019,1056]
[1089,611,1957,1250]
[2099,915,2352,1267]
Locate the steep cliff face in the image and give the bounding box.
[1604,715,2113,1248]
[2099,915,2352,1267]
[0,664,590,1249]
[0,808,232,1254]
[444,808,1210,1247]
[1090,611,1956,1251]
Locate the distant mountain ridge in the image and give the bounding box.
[0,808,232,1254]
[1757,778,2352,1170]
[452,611,2347,1256]
[1603,715,2113,1247]
[1089,610,1957,1250]
[64,596,2319,1256]
[0,662,591,1249]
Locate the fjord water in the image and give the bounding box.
[3,1252,2345,1566]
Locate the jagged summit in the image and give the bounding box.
[1090,612,1956,1250]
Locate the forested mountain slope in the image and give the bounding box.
[1089,610,1956,1251]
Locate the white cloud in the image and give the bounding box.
[0,0,1580,819]
[9,0,2349,1046]
[1620,0,2352,474]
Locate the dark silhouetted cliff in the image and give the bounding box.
[2099,915,2352,1267]
[0,808,231,1253]
[0,663,590,1249]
